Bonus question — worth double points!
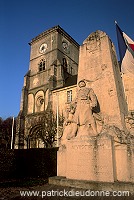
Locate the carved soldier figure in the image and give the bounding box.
[74,80,98,135]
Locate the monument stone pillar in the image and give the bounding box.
[78,30,127,129]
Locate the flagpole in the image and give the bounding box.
[11,116,14,149]
[56,93,59,147]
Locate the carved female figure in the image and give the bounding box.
[60,103,77,146]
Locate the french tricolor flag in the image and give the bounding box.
[115,22,134,74]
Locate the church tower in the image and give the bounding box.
[16,25,79,149]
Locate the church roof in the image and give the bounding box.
[64,74,77,87]
[29,25,79,47]
[52,74,77,91]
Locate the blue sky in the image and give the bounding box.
[0,0,134,119]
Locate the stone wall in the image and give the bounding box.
[52,85,77,117]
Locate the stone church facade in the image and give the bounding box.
[16,26,79,149]
[16,25,134,149]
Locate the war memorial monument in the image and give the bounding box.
[50,29,134,192]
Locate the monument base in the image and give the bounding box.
[57,133,134,183]
[49,176,134,194]
[58,134,116,182]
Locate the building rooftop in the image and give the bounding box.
[29,25,79,47]
[52,74,77,91]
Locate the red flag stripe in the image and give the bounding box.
[129,44,134,51]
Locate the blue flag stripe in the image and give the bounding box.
[116,24,127,63]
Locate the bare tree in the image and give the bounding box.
[0,117,16,149]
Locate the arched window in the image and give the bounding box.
[63,58,67,71]
[39,59,46,72]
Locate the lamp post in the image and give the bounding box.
[56,93,59,147]
[11,116,14,149]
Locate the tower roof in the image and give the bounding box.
[29,25,79,47]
